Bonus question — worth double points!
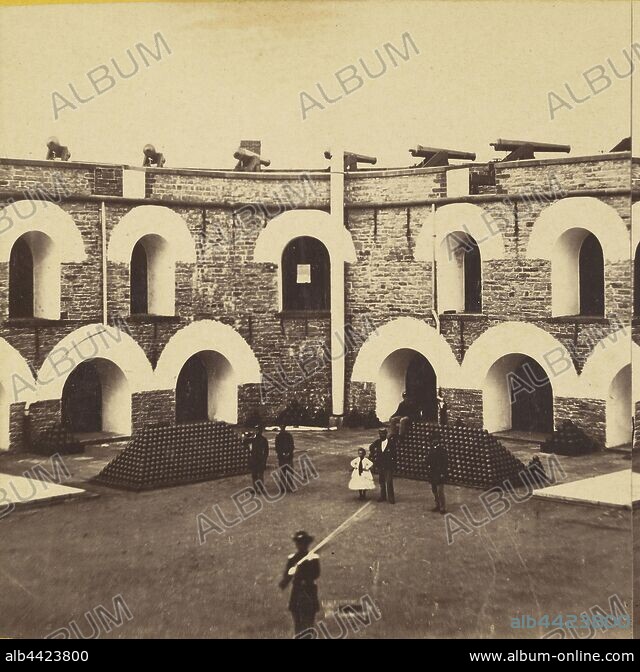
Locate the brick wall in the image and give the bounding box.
[132,389,174,431]
[0,155,632,450]
[554,396,606,446]
[345,167,446,203]
[442,388,483,427]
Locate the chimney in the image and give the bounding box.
[240,140,261,156]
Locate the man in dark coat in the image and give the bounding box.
[369,427,397,504]
[275,424,295,493]
[426,429,448,514]
[248,425,269,495]
[279,530,320,637]
[389,391,421,437]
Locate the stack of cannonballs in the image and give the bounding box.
[396,422,528,488]
[94,422,249,490]
[32,423,83,456]
[540,420,600,456]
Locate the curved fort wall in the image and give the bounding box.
[0,152,633,450]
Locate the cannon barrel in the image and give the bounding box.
[347,152,377,165]
[490,139,571,153]
[324,150,377,165]
[234,147,271,167]
[410,145,476,160]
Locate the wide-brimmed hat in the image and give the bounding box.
[292,530,314,544]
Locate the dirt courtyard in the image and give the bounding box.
[0,429,632,639]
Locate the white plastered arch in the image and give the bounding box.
[579,329,631,399]
[36,324,154,401]
[415,203,506,262]
[0,200,86,263]
[107,205,196,264]
[461,322,579,397]
[155,320,261,425]
[0,339,36,450]
[351,317,461,419]
[632,201,640,256]
[527,197,629,262]
[253,209,356,265]
[1,201,86,320]
[155,320,261,389]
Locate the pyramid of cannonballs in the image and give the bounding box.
[33,422,83,456]
[94,422,249,490]
[396,422,528,489]
[540,420,600,456]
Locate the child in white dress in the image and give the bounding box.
[348,448,375,500]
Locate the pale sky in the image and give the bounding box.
[0,0,633,169]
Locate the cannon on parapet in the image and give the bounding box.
[610,137,631,152]
[234,147,271,172]
[46,137,71,161]
[143,144,166,167]
[490,139,571,161]
[324,150,377,171]
[409,145,476,168]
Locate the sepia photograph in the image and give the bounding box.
[0,0,637,652]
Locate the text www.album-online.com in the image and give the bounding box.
[469,651,634,662]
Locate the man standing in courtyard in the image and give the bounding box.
[275,424,295,493]
[279,530,320,637]
[369,427,397,504]
[248,425,269,495]
[426,429,447,514]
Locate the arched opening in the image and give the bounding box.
[484,354,553,435]
[8,231,58,320]
[130,240,148,315]
[129,234,173,316]
[9,236,34,318]
[176,354,208,423]
[282,236,330,311]
[61,359,131,436]
[606,365,631,448]
[552,228,604,317]
[438,232,482,314]
[464,237,482,313]
[634,243,640,317]
[0,382,8,451]
[175,351,236,424]
[378,349,437,422]
[579,233,604,316]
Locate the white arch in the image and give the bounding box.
[351,317,462,418]
[156,321,261,425]
[606,364,631,448]
[415,203,506,262]
[0,201,86,263]
[0,339,36,450]
[352,317,461,386]
[631,201,640,254]
[155,320,261,390]
[108,205,197,263]
[527,197,629,262]
[579,329,632,399]
[461,322,579,397]
[253,209,356,264]
[36,324,154,400]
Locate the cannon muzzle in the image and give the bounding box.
[410,145,476,161]
[490,139,571,153]
[234,147,271,171]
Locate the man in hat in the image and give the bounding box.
[369,427,397,504]
[275,424,295,493]
[279,530,320,637]
[248,425,269,495]
[426,429,448,514]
